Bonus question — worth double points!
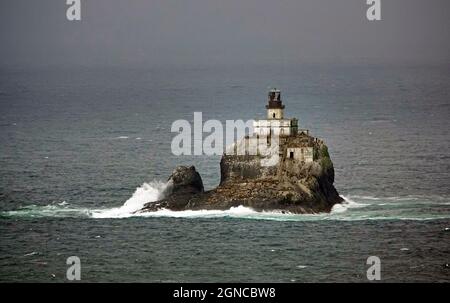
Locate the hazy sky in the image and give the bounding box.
[1,0,449,67]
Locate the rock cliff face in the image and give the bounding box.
[139,134,342,214]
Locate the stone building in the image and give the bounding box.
[286,145,314,163]
[225,89,316,166]
[253,88,298,137]
[253,89,315,163]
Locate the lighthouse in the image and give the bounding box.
[226,88,313,163]
[266,88,285,119]
[253,88,298,137]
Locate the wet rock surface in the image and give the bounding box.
[139,136,343,214]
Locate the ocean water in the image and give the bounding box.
[0,64,449,282]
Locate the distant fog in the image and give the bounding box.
[1,0,449,67]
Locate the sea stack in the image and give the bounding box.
[140,89,343,214]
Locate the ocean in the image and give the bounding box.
[0,64,449,282]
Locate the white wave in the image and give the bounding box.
[131,205,336,221]
[330,203,348,214]
[136,205,260,219]
[347,195,421,202]
[91,181,172,218]
[3,187,449,222]
[330,195,369,214]
[3,203,92,218]
[115,136,129,139]
[130,194,369,219]
[346,195,450,207]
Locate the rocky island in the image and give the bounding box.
[139,89,342,214]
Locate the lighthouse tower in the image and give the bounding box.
[266,88,284,119]
[253,88,298,137]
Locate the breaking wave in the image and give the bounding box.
[1,181,449,221]
[91,181,172,218]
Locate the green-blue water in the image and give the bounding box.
[0,64,449,282]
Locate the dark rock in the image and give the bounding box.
[139,135,343,214]
[169,165,204,195]
[139,166,204,212]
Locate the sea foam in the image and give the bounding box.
[91,181,171,218]
[3,183,449,222]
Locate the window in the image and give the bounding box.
[273,113,276,118]
[290,151,294,159]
